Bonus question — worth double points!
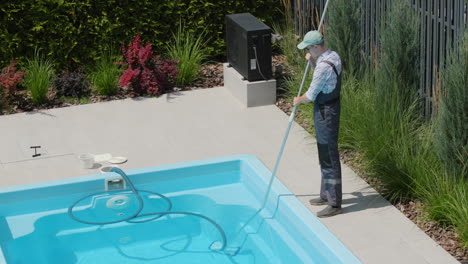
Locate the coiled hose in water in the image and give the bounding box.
[68,167,227,252]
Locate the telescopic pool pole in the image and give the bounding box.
[228,0,331,253]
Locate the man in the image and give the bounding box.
[293,30,343,217]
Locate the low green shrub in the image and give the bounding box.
[90,50,121,96]
[23,50,54,105]
[412,159,468,247]
[166,23,208,87]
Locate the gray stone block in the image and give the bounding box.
[223,63,276,107]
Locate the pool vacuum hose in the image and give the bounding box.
[68,167,227,253]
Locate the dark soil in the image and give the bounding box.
[190,63,224,89]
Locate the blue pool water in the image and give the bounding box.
[0,155,361,264]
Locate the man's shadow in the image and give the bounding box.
[296,189,390,214]
[340,191,390,214]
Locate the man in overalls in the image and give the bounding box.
[294,30,343,217]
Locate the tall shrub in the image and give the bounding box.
[434,31,468,176]
[375,0,420,112]
[324,0,362,79]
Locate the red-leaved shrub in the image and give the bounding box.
[120,34,178,95]
[0,62,26,107]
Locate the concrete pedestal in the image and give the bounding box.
[223,63,276,107]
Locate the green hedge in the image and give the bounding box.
[0,0,281,69]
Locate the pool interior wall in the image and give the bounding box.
[0,154,361,264]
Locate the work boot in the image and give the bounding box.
[317,205,342,218]
[309,197,327,206]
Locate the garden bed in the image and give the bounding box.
[0,62,224,116]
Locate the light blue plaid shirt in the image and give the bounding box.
[305,49,342,102]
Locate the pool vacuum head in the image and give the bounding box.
[209,241,223,251]
[224,247,240,256]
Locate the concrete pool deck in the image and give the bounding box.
[0,87,458,264]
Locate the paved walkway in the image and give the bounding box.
[0,87,457,263]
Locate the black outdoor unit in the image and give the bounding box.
[226,13,272,82]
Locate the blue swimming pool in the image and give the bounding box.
[0,155,361,264]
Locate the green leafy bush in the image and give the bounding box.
[23,50,54,105]
[0,0,282,69]
[166,23,208,86]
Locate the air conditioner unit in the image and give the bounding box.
[226,13,272,82]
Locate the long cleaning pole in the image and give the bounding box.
[230,0,331,249]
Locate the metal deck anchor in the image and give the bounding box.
[30,146,41,157]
